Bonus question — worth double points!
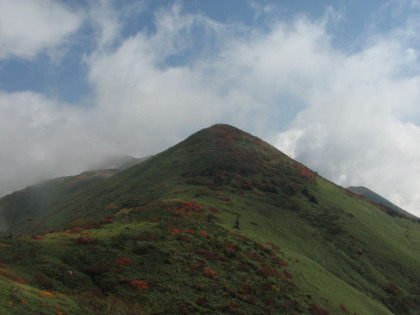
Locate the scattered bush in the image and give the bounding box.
[339,304,348,313]
[86,262,112,276]
[75,236,97,245]
[131,280,148,290]
[116,257,132,266]
[202,268,217,279]
[35,273,53,290]
[384,282,401,295]
[309,302,329,315]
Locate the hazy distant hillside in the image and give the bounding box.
[347,186,418,220]
[0,124,419,314]
[0,155,151,235]
[93,154,151,170]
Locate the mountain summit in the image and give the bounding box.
[0,124,419,314]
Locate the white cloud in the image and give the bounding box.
[87,0,122,50]
[0,0,82,60]
[0,92,118,196]
[85,7,332,154]
[275,29,420,216]
[85,5,231,154]
[1,2,420,218]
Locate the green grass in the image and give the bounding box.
[0,124,419,314]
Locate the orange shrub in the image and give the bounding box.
[131,280,148,290]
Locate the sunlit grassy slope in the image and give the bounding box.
[0,124,419,314]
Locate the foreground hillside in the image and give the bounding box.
[0,124,419,314]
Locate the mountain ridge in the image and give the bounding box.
[347,185,418,220]
[0,124,419,314]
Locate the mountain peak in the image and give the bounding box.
[186,123,255,144]
[177,123,316,187]
[1,125,420,314]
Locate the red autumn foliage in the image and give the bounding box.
[209,206,221,214]
[221,302,239,313]
[224,244,235,252]
[245,251,263,262]
[115,257,132,266]
[177,235,190,242]
[262,281,271,291]
[265,242,281,251]
[131,280,148,290]
[31,235,43,240]
[344,189,364,200]
[202,268,217,279]
[0,268,27,285]
[256,262,282,277]
[257,245,273,255]
[339,304,348,313]
[196,297,208,306]
[239,284,251,294]
[309,303,329,315]
[70,228,82,234]
[35,273,53,290]
[75,236,97,245]
[284,270,293,279]
[170,228,196,235]
[235,262,252,272]
[245,295,254,304]
[158,200,205,217]
[264,297,273,305]
[384,282,401,295]
[196,249,225,261]
[349,234,360,242]
[294,163,317,183]
[272,256,286,266]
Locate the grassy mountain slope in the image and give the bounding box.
[0,124,419,314]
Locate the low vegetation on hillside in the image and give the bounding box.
[0,124,419,314]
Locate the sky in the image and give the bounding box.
[1,0,420,217]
